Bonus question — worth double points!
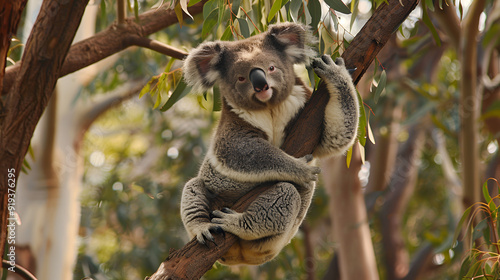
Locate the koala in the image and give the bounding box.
[180,22,359,265]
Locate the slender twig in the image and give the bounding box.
[128,35,188,59]
[117,0,127,24]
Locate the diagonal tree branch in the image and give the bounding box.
[147,0,420,279]
[1,1,206,96]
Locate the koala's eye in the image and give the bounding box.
[238,77,246,82]
[269,66,276,72]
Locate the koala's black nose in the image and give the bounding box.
[249,68,269,92]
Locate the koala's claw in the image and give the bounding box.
[221,207,236,214]
[194,224,225,246]
[334,57,345,66]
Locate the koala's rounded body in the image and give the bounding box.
[181,23,359,265]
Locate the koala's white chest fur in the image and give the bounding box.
[230,85,307,147]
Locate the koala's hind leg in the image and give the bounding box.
[211,182,301,241]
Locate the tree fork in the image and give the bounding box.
[148,0,419,279]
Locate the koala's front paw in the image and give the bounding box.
[297,155,321,185]
[192,223,224,246]
[311,55,351,86]
[211,208,240,232]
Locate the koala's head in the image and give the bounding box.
[183,23,316,110]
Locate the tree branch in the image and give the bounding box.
[1,0,206,96]
[79,80,146,133]
[127,35,188,59]
[117,0,127,25]
[147,0,420,279]
[460,0,486,211]
[380,123,425,280]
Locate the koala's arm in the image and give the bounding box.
[311,55,359,157]
[209,127,320,188]
[181,177,221,244]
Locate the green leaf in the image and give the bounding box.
[231,0,241,15]
[139,81,151,99]
[459,256,473,279]
[202,9,219,38]
[373,70,386,104]
[289,0,302,22]
[349,0,358,30]
[28,144,35,160]
[302,0,312,26]
[452,204,474,247]
[465,259,482,278]
[133,0,139,20]
[160,80,190,111]
[203,0,218,19]
[268,0,282,22]
[188,0,202,7]
[357,90,367,146]
[174,1,184,26]
[425,0,434,12]
[483,181,493,204]
[346,145,353,168]
[367,118,375,145]
[237,17,250,38]
[23,158,31,171]
[307,0,321,29]
[422,1,441,46]
[197,95,207,110]
[221,25,233,41]
[483,23,500,47]
[213,86,222,111]
[324,0,351,14]
[100,0,108,28]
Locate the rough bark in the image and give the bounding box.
[0,0,89,273]
[148,0,420,279]
[0,0,29,267]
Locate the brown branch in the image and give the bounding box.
[460,0,485,211]
[380,124,425,280]
[0,0,28,259]
[80,80,146,133]
[117,0,127,25]
[1,0,206,96]
[432,1,461,50]
[147,0,420,279]
[127,36,188,59]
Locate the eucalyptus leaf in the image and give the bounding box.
[237,17,250,38]
[202,9,219,38]
[160,80,190,111]
[324,0,351,14]
[268,0,282,22]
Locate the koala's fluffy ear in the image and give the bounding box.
[267,23,316,64]
[183,42,227,92]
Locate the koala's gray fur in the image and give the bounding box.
[180,23,359,265]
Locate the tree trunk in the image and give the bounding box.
[322,147,379,280]
[380,124,425,280]
[0,1,88,276]
[0,0,29,272]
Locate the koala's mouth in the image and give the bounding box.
[254,88,273,103]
